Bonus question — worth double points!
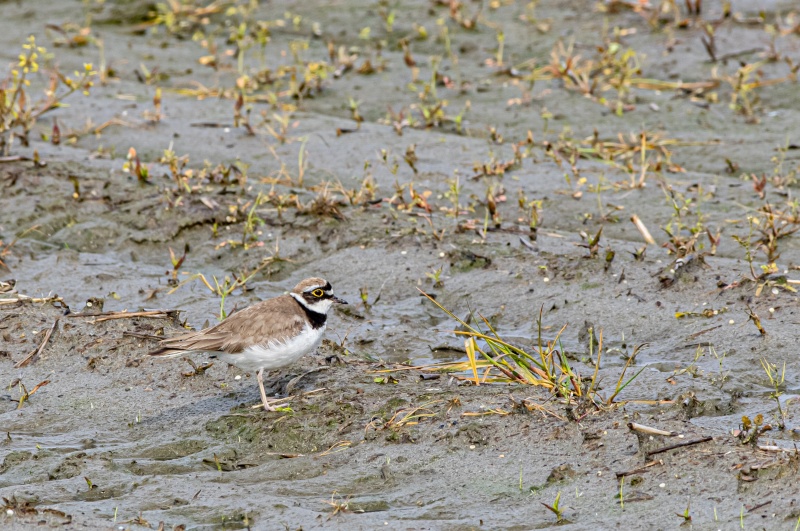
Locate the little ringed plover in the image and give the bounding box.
[149,277,346,411]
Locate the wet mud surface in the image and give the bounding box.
[3,0,800,528]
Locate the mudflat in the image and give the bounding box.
[2,1,800,529]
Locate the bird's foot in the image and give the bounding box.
[253,396,291,411]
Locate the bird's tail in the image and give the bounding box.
[147,347,190,358]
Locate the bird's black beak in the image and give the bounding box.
[332,296,348,305]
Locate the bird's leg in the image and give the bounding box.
[254,369,294,412]
[257,368,275,412]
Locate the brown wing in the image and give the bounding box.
[150,294,307,355]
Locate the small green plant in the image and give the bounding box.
[518,191,543,240]
[541,491,564,523]
[333,172,377,207]
[143,86,163,122]
[578,226,603,258]
[134,411,141,424]
[9,378,50,409]
[485,184,503,228]
[160,143,191,191]
[325,491,355,518]
[761,358,787,429]
[709,346,729,386]
[425,266,444,288]
[123,147,149,183]
[167,244,189,285]
[240,192,267,248]
[540,36,645,116]
[661,184,706,258]
[732,216,759,281]
[443,173,462,220]
[722,61,769,121]
[181,357,214,377]
[601,41,645,116]
[494,30,505,67]
[379,5,396,34]
[676,501,691,523]
[670,345,704,379]
[738,414,769,445]
[746,305,767,336]
[264,110,297,145]
[211,274,250,320]
[348,97,363,129]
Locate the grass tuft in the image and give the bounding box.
[417,289,644,412]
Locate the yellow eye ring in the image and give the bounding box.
[311,289,325,297]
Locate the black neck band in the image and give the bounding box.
[297,300,327,329]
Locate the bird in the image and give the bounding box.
[148,277,347,411]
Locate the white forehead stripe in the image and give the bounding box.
[303,283,329,293]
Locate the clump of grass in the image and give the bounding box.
[145,0,229,36]
[1,35,97,155]
[168,257,276,319]
[301,184,347,221]
[418,291,644,411]
[751,203,800,264]
[659,181,709,258]
[152,3,332,125]
[719,59,799,123]
[365,399,441,437]
[124,144,249,193]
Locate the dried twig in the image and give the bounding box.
[615,460,662,478]
[628,422,678,437]
[747,501,772,513]
[67,309,180,323]
[0,295,66,306]
[630,214,656,245]
[646,436,713,457]
[121,331,164,341]
[14,318,59,368]
[757,445,798,453]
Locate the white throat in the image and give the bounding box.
[291,292,333,315]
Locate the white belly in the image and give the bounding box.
[215,324,325,372]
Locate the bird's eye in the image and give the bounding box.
[311,289,325,297]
